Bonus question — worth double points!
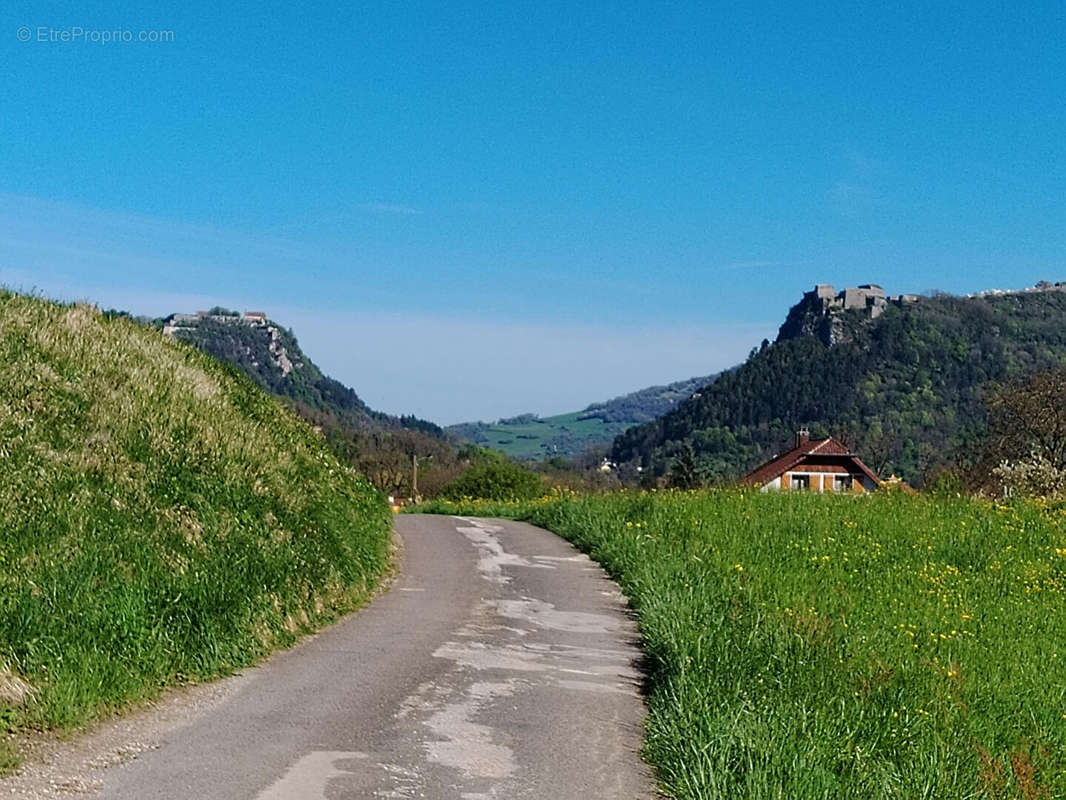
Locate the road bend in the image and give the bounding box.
[92,514,655,799]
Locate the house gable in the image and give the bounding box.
[738,433,881,492]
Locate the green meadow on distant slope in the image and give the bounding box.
[416,491,1066,799]
[449,410,634,460]
[0,294,391,767]
[448,373,718,460]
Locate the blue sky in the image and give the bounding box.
[3,1,1065,423]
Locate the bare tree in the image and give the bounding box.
[984,370,1066,470]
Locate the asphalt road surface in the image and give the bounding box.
[88,515,655,799]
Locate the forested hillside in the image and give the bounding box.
[449,373,717,460]
[612,288,1066,485]
[156,311,454,496]
[163,313,439,436]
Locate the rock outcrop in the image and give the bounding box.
[776,284,918,346]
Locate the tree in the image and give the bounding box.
[667,445,704,490]
[992,454,1066,498]
[984,370,1066,470]
[975,369,1066,496]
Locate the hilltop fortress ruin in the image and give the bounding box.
[162,309,300,377]
[808,284,919,320]
[162,309,267,335]
[777,284,919,346]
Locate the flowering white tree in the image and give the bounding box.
[982,370,1066,497]
[992,452,1066,498]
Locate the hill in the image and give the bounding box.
[155,309,454,497]
[160,309,441,436]
[0,294,390,761]
[448,374,718,460]
[612,282,1066,485]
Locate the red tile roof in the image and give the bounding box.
[738,436,881,487]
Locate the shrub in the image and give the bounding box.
[441,459,543,500]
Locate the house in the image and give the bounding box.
[738,429,881,493]
[244,311,268,325]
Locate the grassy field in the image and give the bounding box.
[448,411,633,460]
[414,490,1066,799]
[0,294,391,768]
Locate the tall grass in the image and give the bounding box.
[0,294,390,756]
[415,491,1066,798]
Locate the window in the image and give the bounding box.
[791,474,810,491]
[834,475,853,492]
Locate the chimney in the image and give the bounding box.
[796,427,810,448]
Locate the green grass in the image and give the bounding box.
[0,742,18,776]
[0,294,391,758]
[449,411,633,460]
[414,491,1066,798]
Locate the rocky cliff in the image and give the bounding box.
[776,284,917,346]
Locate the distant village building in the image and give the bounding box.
[739,430,881,493]
[967,280,1066,298]
[244,311,268,325]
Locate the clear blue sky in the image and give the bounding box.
[3,1,1065,422]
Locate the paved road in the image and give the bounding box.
[92,515,655,799]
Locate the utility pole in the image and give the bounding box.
[412,454,418,500]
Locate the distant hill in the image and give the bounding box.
[449,374,718,460]
[154,309,457,497]
[611,282,1066,485]
[159,309,441,436]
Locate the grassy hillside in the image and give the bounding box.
[449,374,717,460]
[0,294,391,764]
[613,289,1066,485]
[415,490,1066,799]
